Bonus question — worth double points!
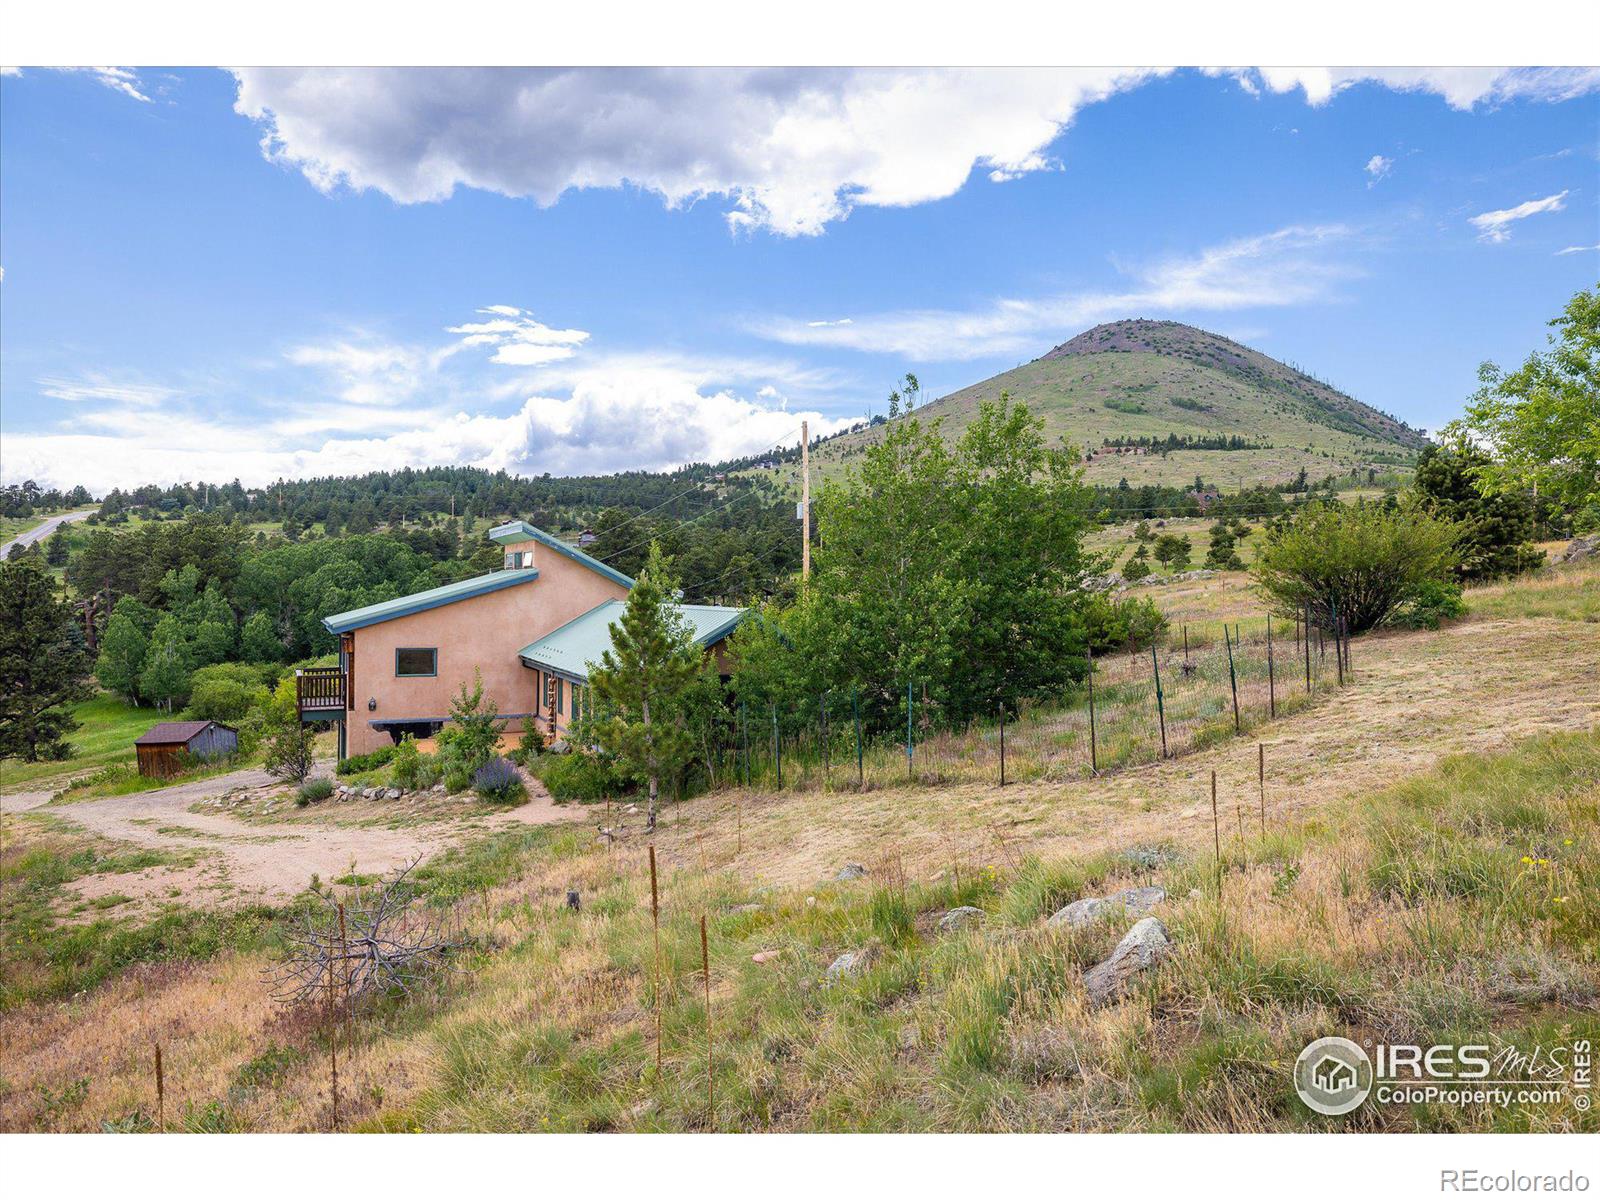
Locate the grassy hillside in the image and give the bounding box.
[753,320,1425,494]
[3,560,1596,1131]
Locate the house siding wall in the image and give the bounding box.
[345,545,627,756]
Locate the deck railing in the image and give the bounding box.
[295,666,347,712]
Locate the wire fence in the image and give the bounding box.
[708,611,1347,793]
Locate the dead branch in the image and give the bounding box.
[271,858,468,1010]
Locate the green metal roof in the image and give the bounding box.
[518,600,745,681]
[486,520,635,589]
[321,568,539,634]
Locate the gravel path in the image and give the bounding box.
[1,760,583,906]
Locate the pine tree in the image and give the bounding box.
[588,544,701,830]
[0,559,93,761]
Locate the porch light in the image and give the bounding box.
[367,697,377,711]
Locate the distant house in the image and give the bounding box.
[576,529,599,548]
[1188,488,1222,511]
[134,720,239,779]
[305,520,746,759]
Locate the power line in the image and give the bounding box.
[591,485,773,569]
[585,425,806,553]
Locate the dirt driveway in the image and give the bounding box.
[0,763,585,908]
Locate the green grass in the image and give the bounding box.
[0,695,170,795]
[1464,562,1600,624]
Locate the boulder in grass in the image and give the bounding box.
[834,863,867,882]
[1083,917,1171,1007]
[938,906,986,933]
[1048,886,1166,930]
[1557,534,1598,564]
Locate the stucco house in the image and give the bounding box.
[298,520,744,759]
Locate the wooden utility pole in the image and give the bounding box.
[800,420,811,582]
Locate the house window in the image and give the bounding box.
[504,550,533,570]
[555,676,565,715]
[395,647,437,677]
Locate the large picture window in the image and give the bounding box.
[395,647,437,677]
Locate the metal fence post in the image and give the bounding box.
[1086,643,1098,774]
[906,680,914,780]
[1303,600,1312,692]
[1150,645,1168,758]
[772,703,782,789]
[998,701,1006,786]
[1332,600,1344,687]
[820,693,829,786]
[1267,613,1276,719]
[853,685,863,788]
[1224,625,1241,734]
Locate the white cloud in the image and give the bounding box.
[82,67,152,103]
[1556,244,1599,256]
[1364,154,1393,186]
[283,338,433,406]
[38,376,178,406]
[0,368,856,491]
[231,67,1168,236]
[4,66,153,102]
[444,307,589,366]
[1225,67,1600,110]
[1469,191,1569,243]
[4,302,858,490]
[755,223,1359,359]
[228,67,1600,238]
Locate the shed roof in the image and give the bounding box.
[518,600,745,681]
[134,720,233,746]
[486,520,635,589]
[322,567,539,634]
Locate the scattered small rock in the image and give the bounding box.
[727,902,763,915]
[826,944,879,983]
[1010,1028,1082,1083]
[938,905,986,932]
[834,863,867,881]
[628,1099,657,1122]
[752,950,782,964]
[898,1024,920,1051]
[1083,917,1171,1007]
[1120,845,1178,871]
[1047,886,1166,930]
[431,782,447,794]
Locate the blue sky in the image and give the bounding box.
[1,66,1596,491]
